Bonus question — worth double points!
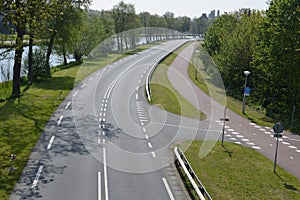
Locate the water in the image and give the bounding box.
[0,46,74,82]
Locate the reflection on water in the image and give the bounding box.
[0,46,74,82]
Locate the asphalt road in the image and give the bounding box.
[11,40,221,200]
[168,43,300,180]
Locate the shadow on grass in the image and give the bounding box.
[222,145,233,158]
[275,172,298,191]
[34,76,75,91]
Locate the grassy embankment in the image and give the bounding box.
[0,40,165,200]
[150,42,206,120]
[178,141,300,200]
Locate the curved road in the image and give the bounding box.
[168,43,300,180]
[11,40,223,200]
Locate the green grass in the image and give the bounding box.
[178,141,300,200]
[189,53,274,128]
[150,43,206,120]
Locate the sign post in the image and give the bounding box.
[220,106,229,147]
[273,122,284,173]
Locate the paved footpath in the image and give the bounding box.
[167,43,300,180]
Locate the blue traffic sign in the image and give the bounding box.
[244,87,251,95]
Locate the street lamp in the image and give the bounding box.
[195,49,200,80]
[242,70,251,114]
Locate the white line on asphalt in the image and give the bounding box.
[148,143,153,149]
[296,150,300,153]
[136,87,139,91]
[103,113,106,117]
[31,165,43,188]
[99,118,102,122]
[102,131,106,136]
[98,138,101,144]
[73,91,79,97]
[235,142,241,145]
[290,156,294,160]
[96,72,100,76]
[227,129,235,132]
[265,132,272,135]
[138,80,141,84]
[80,83,86,88]
[232,132,239,135]
[145,135,149,140]
[241,139,250,142]
[57,116,63,126]
[103,118,106,122]
[101,104,104,107]
[100,113,103,117]
[229,138,236,141]
[252,146,261,150]
[65,101,71,109]
[89,77,94,81]
[103,139,106,144]
[47,136,55,150]
[143,128,146,132]
[103,148,109,200]
[141,122,144,126]
[236,135,244,138]
[98,172,101,200]
[136,94,138,100]
[104,104,107,107]
[151,152,157,158]
[247,142,255,146]
[282,142,290,145]
[162,178,175,200]
[288,146,297,149]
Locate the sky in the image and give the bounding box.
[90,0,269,18]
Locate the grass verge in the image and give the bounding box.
[188,54,274,128]
[178,141,300,200]
[150,43,206,120]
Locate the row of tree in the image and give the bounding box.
[204,0,300,124]
[1,0,216,97]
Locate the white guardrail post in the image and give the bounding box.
[174,147,212,200]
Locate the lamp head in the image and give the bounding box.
[244,70,251,76]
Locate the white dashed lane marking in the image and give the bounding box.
[252,146,261,150]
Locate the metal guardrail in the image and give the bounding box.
[145,40,190,102]
[174,147,212,200]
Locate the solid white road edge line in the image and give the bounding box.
[103,148,109,200]
[47,136,55,150]
[162,177,175,200]
[31,165,43,188]
[98,172,101,200]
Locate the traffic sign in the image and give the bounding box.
[244,87,251,95]
[273,122,284,134]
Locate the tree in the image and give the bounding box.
[253,0,300,120]
[1,0,27,96]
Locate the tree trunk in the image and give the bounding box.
[12,1,25,97]
[63,44,68,65]
[46,31,57,77]
[28,34,34,85]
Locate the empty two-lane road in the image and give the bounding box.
[11,40,217,200]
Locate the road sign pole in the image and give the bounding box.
[273,122,284,173]
[274,136,279,173]
[221,106,227,147]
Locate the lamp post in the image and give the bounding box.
[242,70,251,114]
[195,49,200,80]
